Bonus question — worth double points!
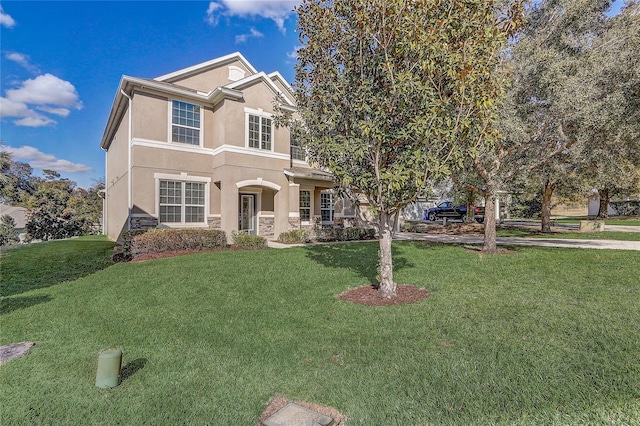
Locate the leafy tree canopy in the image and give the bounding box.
[286,0,524,296]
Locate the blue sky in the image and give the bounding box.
[0,0,300,188]
[0,0,627,189]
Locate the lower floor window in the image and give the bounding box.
[300,190,311,222]
[321,192,334,222]
[159,180,205,223]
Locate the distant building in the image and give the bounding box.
[0,203,27,242]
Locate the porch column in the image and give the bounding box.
[220,177,239,243]
[288,182,301,229]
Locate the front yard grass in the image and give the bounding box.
[1,240,639,424]
[0,235,115,298]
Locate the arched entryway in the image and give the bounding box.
[236,179,281,237]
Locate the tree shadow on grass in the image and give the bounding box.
[0,240,116,297]
[303,241,414,285]
[120,358,148,382]
[0,294,53,315]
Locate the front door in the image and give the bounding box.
[239,194,256,234]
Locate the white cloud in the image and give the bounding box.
[0,97,54,127]
[5,145,93,173]
[205,1,223,25]
[6,74,82,108]
[0,96,30,117]
[287,45,302,61]
[206,0,299,33]
[14,115,56,127]
[235,28,264,44]
[37,106,71,117]
[5,52,40,73]
[0,5,16,28]
[1,74,82,127]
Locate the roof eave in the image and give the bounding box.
[100,77,244,150]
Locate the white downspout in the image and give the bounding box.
[101,148,107,236]
[121,89,133,229]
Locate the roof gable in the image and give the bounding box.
[226,72,295,108]
[154,52,257,83]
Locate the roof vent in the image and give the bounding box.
[228,66,245,82]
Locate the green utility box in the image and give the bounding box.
[95,349,122,389]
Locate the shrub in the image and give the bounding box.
[231,231,268,249]
[113,228,149,261]
[610,200,640,216]
[113,228,227,261]
[277,229,310,244]
[0,215,20,246]
[313,227,336,242]
[509,196,542,219]
[313,227,376,242]
[130,229,227,257]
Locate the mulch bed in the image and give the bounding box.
[339,285,431,306]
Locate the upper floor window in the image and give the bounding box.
[247,113,272,151]
[291,138,305,161]
[171,100,201,145]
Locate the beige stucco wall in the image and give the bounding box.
[239,82,291,156]
[130,144,215,219]
[132,91,169,142]
[103,56,336,243]
[270,77,294,100]
[105,109,130,241]
[168,59,253,92]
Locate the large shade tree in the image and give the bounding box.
[573,1,640,217]
[509,0,612,232]
[287,0,524,297]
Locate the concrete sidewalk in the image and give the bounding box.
[394,232,640,251]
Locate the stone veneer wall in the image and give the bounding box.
[208,216,221,230]
[288,217,301,229]
[259,217,274,238]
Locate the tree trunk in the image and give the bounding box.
[466,201,474,223]
[597,188,610,219]
[483,192,497,252]
[541,180,555,233]
[377,211,396,298]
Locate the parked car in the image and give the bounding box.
[424,201,484,223]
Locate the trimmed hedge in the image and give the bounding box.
[277,229,310,244]
[114,228,227,261]
[231,231,268,249]
[313,227,376,242]
[112,228,149,261]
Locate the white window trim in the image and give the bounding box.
[154,172,211,227]
[168,99,204,147]
[300,189,311,225]
[244,107,274,152]
[320,191,335,225]
[239,190,262,235]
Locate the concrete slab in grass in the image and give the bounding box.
[262,402,334,426]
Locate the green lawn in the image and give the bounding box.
[0,235,116,298]
[1,240,639,424]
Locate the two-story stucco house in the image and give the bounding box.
[100,52,353,242]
